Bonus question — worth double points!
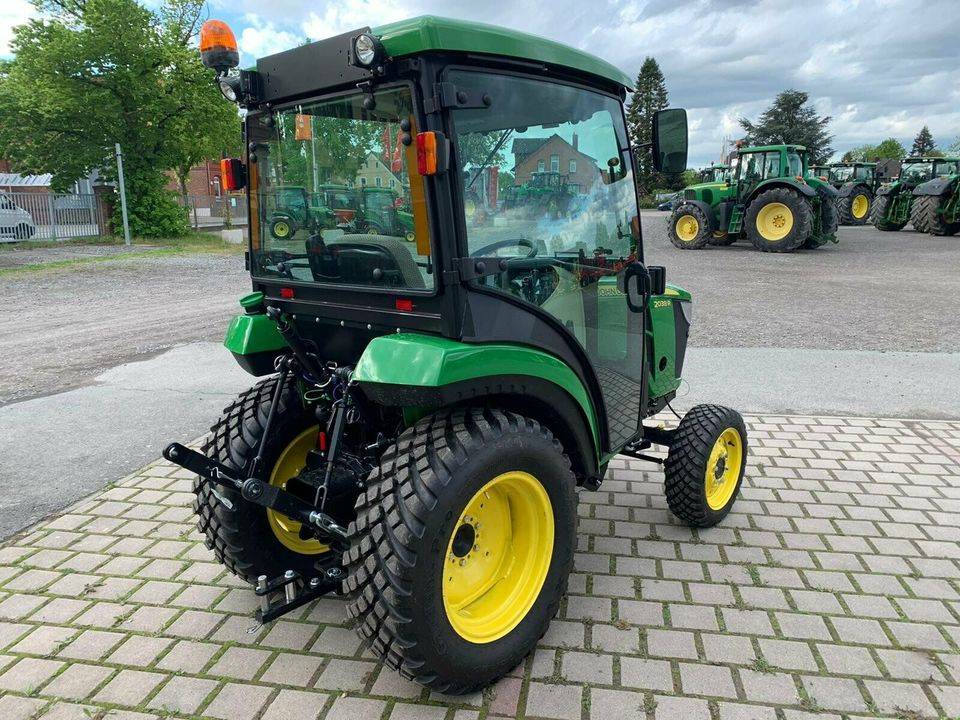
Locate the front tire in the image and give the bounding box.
[871,194,906,231]
[343,408,576,694]
[270,217,296,240]
[839,187,872,225]
[669,204,712,249]
[664,405,748,528]
[745,188,812,252]
[193,377,331,583]
[924,190,960,236]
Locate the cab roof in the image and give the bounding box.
[739,144,807,153]
[373,16,632,90]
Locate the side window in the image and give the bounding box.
[569,159,577,173]
[550,154,559,172]
[537,159,545,172]
[764,152,781,179]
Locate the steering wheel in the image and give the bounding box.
[471,237,538,258]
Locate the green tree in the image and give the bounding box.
[739,89,833,164]
[626,57,668,193]
[911,125,935,156]
[844,138,906,162]
[0,0,240,237]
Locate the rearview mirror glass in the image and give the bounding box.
[652,108,688,174]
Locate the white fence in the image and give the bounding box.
[0,191,107,240]
[176,193,248,229]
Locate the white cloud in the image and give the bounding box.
[0,0,35,57]
[238,15,301,60]
[301,0,409,40]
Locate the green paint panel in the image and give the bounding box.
[373,16,632,89]
[647,284,688,400]
[354,333,600,454]
[223,313,288,355]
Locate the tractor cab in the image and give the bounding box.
[168,15,749,695]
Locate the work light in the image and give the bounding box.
[353,33,382,66]
[218,75,240,102]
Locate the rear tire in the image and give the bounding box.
[343,408,576,694]
[669,204,711,249]
[270,217,296,240]
[871,194,906,231]
[910,195,933,234]
[838,187,872,225]
[664,405,748,528]
[745,187,812,252]
[708,231,736,246]
[803,194,838,248]
[924,189,960,236]
[193,376,331,583]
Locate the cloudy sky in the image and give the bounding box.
[3,0,959,166]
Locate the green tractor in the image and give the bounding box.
[355,186,416,239]
[871,156,960,232]
[698,164,731,184]
[268,185,336,240]
[670,144,839,252]
[173,15,749,694]
[907,158,960,236]
[503,170,574,217]
[812,162,878,226]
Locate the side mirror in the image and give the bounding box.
[652,108,688,174]
[622,263,651,312]
[648,265,666,296]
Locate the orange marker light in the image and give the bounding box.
[200,20,240,72]
[416,132,438,175]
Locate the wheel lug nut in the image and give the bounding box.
[449,554,455,562]
[459,559,466,566]
[473,544,479,552]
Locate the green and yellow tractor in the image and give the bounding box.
[267,185,336,240]
[169,15,749,694]
[670,144,838,252]
[502,170,575,217]
[871,156,960,232]
[908,158,960,235]
[811,162,878,225]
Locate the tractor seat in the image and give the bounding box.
[324,233,426,289]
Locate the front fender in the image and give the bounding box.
[914,176,957,197]
[353,334,601,475]
[876,181,903,197]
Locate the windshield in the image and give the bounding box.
[831,167,854,182]
[449,71,638,264]
[248,85,432,290]
[935,160,959,176]
[786,152,803,177]
[901,162,933,182]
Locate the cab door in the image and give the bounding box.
[446,69,648,452]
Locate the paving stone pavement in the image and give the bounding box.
[1,414,959,720]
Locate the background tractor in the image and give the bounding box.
[669,144,838,252]
[502,171,575,217]
[267,185,336,240]
[812,162,878,226]
[908,158,960,236]
[871,157,960,232]
[697,164,731,184]
[171,15,749,695]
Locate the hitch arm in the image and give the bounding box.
[162,443,349,548]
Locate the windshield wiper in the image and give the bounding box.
[466,128,513,191]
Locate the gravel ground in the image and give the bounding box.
[0,252,249,406]
[2,220,957,407]
[0,243,156,268]
[641,212,960,353]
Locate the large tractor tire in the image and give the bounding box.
[871,194,906,231]
[744,188,812,252]
[664,405,748,528]
[193,376,332,583]
[270,217,297,240]
[669,204,712,249]
[708,231,737,246]
[838,187,872,225]
[909,195,933,234]
[804,195,839,249]
[344,408,576,694]
[924,192,960,236]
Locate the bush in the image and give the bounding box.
[111,172,189,238]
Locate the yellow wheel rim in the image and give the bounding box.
[267,427,330,555]
[442,471,554,644]
[712,231,728,239]
[705,428,743,511]
[756,202,794,241]
[851,194,869,219]
[675,214,700,242]
[273,221,290,238]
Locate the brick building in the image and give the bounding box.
[165,160,223,198]
[511,134,600,193]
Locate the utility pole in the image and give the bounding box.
[115,143,131,246]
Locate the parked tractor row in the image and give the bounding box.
[669,151,960,251]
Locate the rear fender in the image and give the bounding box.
[353,334,601,480]
[224,313,288,376]
[748,179,816,203]
[914,176,958,197]
[836,182,870,198]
